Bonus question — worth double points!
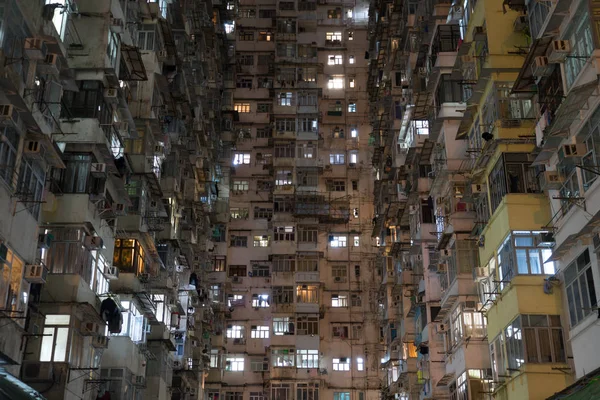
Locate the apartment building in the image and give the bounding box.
[202,1,386,400]
[0,0,228,399]
[370,0,600,399]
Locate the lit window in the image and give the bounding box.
[333,357,351,371]
[328,76,344,89]
[348,31,354,40]
[296,285,319,303]
[233,152,251,165]
[252,294,270,307]
[356,357,364,371]
[273,317,293,335]
[225,356,245,371]
[232,180,249,191]
[332,294,348,307]
[346,9,353,18]
[226,325,245,338]
[228,294,244,307]
[253,235,271,247]
[328,55,343,65]
[40,315,71,362]
[234,102,250,113]
[330,153,345,164]
[326,32,343,42]
[353,236,360,246]
[272,348,295,367]
[349,55,355,64]
[349,151,358,164]
[350,128,358,138]
[297,349,319,368]
[349,78,355,88]
[330,235,347,248]
[334,393,350,400]
[278,92,293,106]
[348,103,356,113]
[251,325,270,338]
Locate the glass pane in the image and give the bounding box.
[524,328,538,363]
[529,250,541,274]
[46,314,71,325]
[516,249,528,274]
[40,328,55,362]
[579,274,591,316]
[538,329,552,362]
[54,327,69,361]
[552,329,566,362]
[514,236,533,247]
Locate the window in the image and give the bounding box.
[296,383,319,400]
[297,349,319,368]
[273,317,294,335]
[225,393,243,400]
[234,103,250,113]
[298,226,318,243]
[277,43,296,58]
[334,393,350,400]
[40,315,71,362]
[349,151,358,165]
[257,103,272,113]
[228,294,245,307]
[210,285,222,303]
[348,103,356,113]
[276,170,293,187]
[115,300,146,342]
[257,31,272,41]
[239,54,254,65]
[233,152,251,165]
[333,358,350,371]
[0,127,18,188]
[328,180,346,191]
[298,67,317,82]
[298,117,318,132]
[279,1,295,10]
[488,153,540,213]
[330,235,347,248]
[232,180,249,191]
[297,168,319,187]
[327,8,341,18]
[275,143,295,158]
[326,32,343,43]
[272,383,291,400]
[228,265,247,277]
[332,264,347,282]
[278,92,293,106]
[113,239,146,275]
[254,206,273,219]
[274,196,294,213]
[296,285,319,303]
[275,118,296,132]
[330,153,345,165]
[251,263,270,277]
[238,30,254,41]
[257,180,274,191]
[251,294,270,307]
[298,255,319,272]
[296,315,319,335]
[272,349,295,367]
[274,226,295,241]
[230,207,249,219]
[328,76,344,89]
[449,304,486,347]
[352,324,363,339]
[239,8,256,18]
[230,235,248,247]
[564,3,593,89]
[353,235,360,246]
[236,77,253,88]
[225,356,245,371]
[497,231,555,288]
[356,357,364,371]
[328,54,343,65]
[351,294,362,307]
[273,286,294,304]
[273,255,296,272]
[349,78,355,88]
[332,294,348,307]
[250,359,269,372]
[298,93,318,106]
[565,249,597,327]
[251,325,270,338]
[253,235,270,247]
[349,55,355,64]
[209,350,220,369]
[226,324,245,338]
[333,325,349,338]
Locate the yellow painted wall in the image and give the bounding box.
[495,365,573,400]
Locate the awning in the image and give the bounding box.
[412,90,432,120]
[437,372,455,387]
[547,79,599,137]
[420,139,435,165]
[0,369,46,400]
[121,44,148,81]
[456,105,477,140]
[547,209,600,262]
[547,366,600,399]
[512,36,553,93]
[158,19,177,58]
[532,135,563,165]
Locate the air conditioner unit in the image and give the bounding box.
[104,266,119,279]
[23,140,44,160]
[542,171,564,190]
[471,183,485,194]
[0,104,21,127]
[532,56,552,77]
[24,264,49,284]
[92,335,110,348]
[24,38,48,60]
[90,163,107,177]
[548,40,571,63]
[111,18,125,33]
[103,88,118,103]
[437,263,447,273]
[157,50,168,59]
[37,53,61,75]
[437,323,448,333]
[334,276,342,282]
[112,202,127,215]
[409,205,418,214]
[563,143,586,158]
